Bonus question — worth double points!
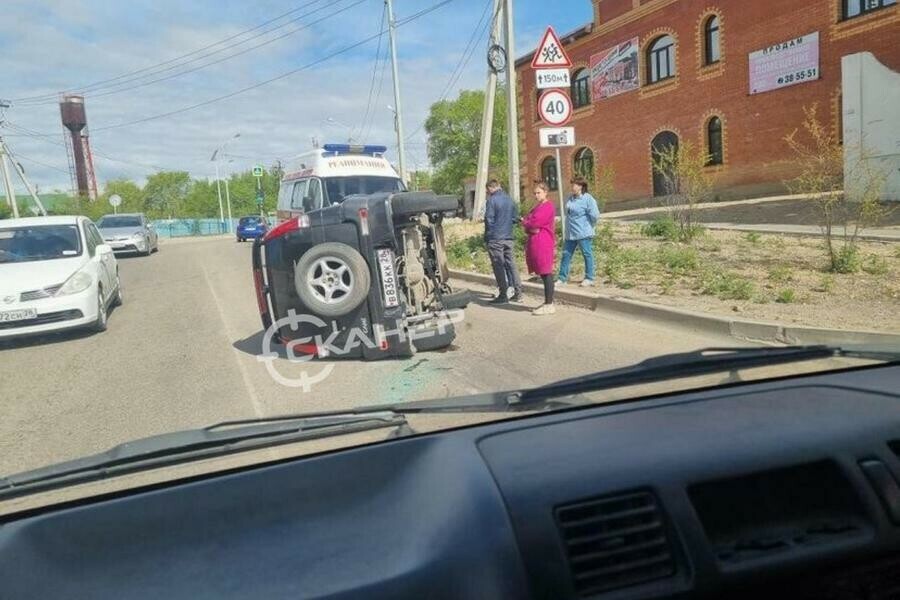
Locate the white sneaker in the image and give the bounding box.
[580,279,595,288]
[532,303,556,315]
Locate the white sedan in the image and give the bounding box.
[0,215,123,339]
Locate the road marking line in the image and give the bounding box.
[200,264,265,418]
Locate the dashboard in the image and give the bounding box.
[2,364,899,599]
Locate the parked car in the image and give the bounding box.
[236,215,268,242]
[0,216,122,339]
[96,213,158,256]
[254,143,469,360]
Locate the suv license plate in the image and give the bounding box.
[376,249,400,308]
[0,308,37,322]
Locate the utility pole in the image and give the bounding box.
[212,157,225,232]
[473,0,503,220]
[385,0,407,186]
[0,138,19,219]
[7,147,47,216]
[503,0,520,204]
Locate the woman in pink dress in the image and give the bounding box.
[522,182,557,315]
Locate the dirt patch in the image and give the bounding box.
[446,221,900,333]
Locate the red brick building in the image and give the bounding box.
[515,0,900,204]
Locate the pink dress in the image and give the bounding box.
[522,201,556,275]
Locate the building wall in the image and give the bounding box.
[516,0,900,204]
[842,52,900,202]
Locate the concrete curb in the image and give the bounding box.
[449,268,900,347]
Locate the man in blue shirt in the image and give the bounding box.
[484,180,522,304]
[558,176,601,287]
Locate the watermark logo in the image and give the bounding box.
[257,308,464,392]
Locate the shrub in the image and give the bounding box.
[594,221,616,253]
[861,254,889,275]
[833,245,861,273]
[776,288,797,303]
[744,231,762,244]
[893,246,900,259]
[640,216,679,240]
[700,269,755,300]
[767,265,794,283]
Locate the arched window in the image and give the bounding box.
[573,147,594,181]
[647,35,676,84]
[571,69,591,108]
[651,131,679,197]
[540,156,558,191]
[707,117,723,165]
[703,15,721,65]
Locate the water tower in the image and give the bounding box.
[59,94,98,200]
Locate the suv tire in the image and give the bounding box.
[390,192,459,218]
[293,242,371,318]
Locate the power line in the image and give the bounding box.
[403,0,494,143]
[11,0,330,103]
[354,3,387,141]
[361,47,391,143]
[4,148,71,176]
[90,1,454,133]
[15,0,364,106]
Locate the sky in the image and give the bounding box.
[0,0,592,193]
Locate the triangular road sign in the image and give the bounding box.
[531,26,572,69]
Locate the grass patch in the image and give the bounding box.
[815,274,835,293]
[861,253,889,275]
[700,269,755,300]
[744,231,762,244]
[893,246,900,259]
[767,264,794,283]
[775,288,797,303]
[656,244,699,274]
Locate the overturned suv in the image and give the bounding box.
[252,192,470,360]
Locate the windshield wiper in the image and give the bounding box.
[0,412,406,499]
[5,345,895,500]
[515,344,900,403]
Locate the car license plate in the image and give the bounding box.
[0,308,37,322]
[376,249,400,308]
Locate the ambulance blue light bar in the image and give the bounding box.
[322,144,388,156]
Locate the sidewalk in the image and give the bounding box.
[604,192,900,242]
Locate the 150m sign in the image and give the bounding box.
[538,89,573,126]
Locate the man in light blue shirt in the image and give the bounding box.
[558,176,600,287]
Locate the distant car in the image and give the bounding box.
[236,216,268,242]
[0,216,122,339]
[96,213,158,256]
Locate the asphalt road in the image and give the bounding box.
[0,236,738,477]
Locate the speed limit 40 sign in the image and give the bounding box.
[538,89,573,126]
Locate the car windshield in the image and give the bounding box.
[324,176,404,203]
[1,1,898,507]
[97,216,142,228]
[0,225,82,263]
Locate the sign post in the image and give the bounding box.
[253,165,264,216]
[108,194,122,215]
[532,27,574,231]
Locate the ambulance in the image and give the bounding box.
[275,144,405,222]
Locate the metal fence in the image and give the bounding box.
[151,219,234,238]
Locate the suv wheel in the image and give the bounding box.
[293,243,371,318]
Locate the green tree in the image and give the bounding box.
[425,88,508,195]
[142,171,191,218]
[99,179,143,215]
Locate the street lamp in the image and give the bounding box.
[325,117,355,143]
[211,133,240,232]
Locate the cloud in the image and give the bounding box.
[1,0,592,192]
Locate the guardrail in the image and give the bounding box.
[151,219,234,238]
